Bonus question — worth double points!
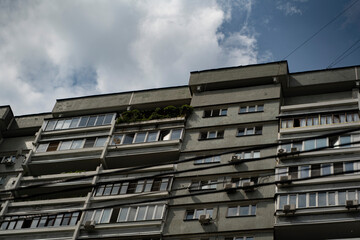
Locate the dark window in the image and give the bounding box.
[334,162,343,174]
[47,141,60,152]
[311,164,320,177]
[84,138,96,148]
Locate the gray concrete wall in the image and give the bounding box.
[52,86,191,116]
[187,100,280,129]
[190,84,280,107]
[189,62,288,86]
[182,122,278,152]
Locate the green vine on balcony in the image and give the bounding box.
[116,105,193,124]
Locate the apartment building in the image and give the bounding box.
[0,61,359,240]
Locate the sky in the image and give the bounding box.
[0,0,359,115]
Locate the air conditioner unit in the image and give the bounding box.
[346,200,358,209]
[3,157,15,166]
[278,148,286,154]
[283,204,296,214]
[230,155,240,163]
[84,220,96,231]
[290,147,299,153]
[279,175,292,184]
[224,182,237,193]
[243,181,255,192]
[198,214,211,225]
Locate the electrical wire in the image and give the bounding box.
[327,39,360,68]
[3,161,360,220]
[281,0,360,61]
[3,125,360,196]
[2,126,360,202]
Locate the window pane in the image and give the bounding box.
[309,193,316,206]
[195,209,204,219]
[30,218,40,228]
[311,164,320,177]
[227,207,237,216]
[298,194,306,208]
[250,205,256,215]
[128,207,137,221]
[253,151,260,158]
[103,114,114,125]
[45,120,57,131]
[112,135,123,145]
[95,137,107,147]
[206,209,213,217]
[246,128,254,135]
[54,215,63,227]
[71,139,84,149]
[204,110,211,117]
[118,208,129,222]
[304,139,315,150]
[240,206,249,216]
[84,138,96,148]
[328,192,336,205]
[87,116,97,126]
[340,136,351,147]
[248,106,255,112]
[55,120,64,130]
[94,210,102,223]
[47,141,59,152]
[348,191,356,200]
[186,210,194,220]
[300,165,310,178]
[134,132,146,143]
[170,129,182,140]
[257,105,264,111]
[160,130,171,140]
[344,162,354,173]
[146,131,158,142]
[321,164,331,176]
[136,206,147,221]
[78,116,89,127]
[339,191,346,205]
[316,138,327,148]
[221,109,228,116]
[103,185,112,196]
[95,115,105,126]
[239,107,247,113]
[146,206,155,220]
[208,131,216,139]
[69,212,79,226]
[279,196,287,209]
[123,134,135,144]
[237,129,245,136]
[69,118,80,128]
[318,192,326,206]
[289,195,297,206]
[244,152,252,159]
[212,109,220,116]
[62,119,72,129]
[111,183,120,195]
[100,209,112,223]
[59,141,72,150]
[155,205,164,219]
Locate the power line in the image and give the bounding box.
[327,38,360,68]
[4,127,360,202]
[3,162,360,220]
[282,0,360,61]
[3,125,360,200]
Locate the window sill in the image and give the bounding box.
[202,115,227,118]
[238,111,264,115]
[226,215,256,218]
[194,162,221,165]
[198,137,224,141]
[236,134,262,138]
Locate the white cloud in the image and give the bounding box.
[276,1,303,16]
[0,0,261,115]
